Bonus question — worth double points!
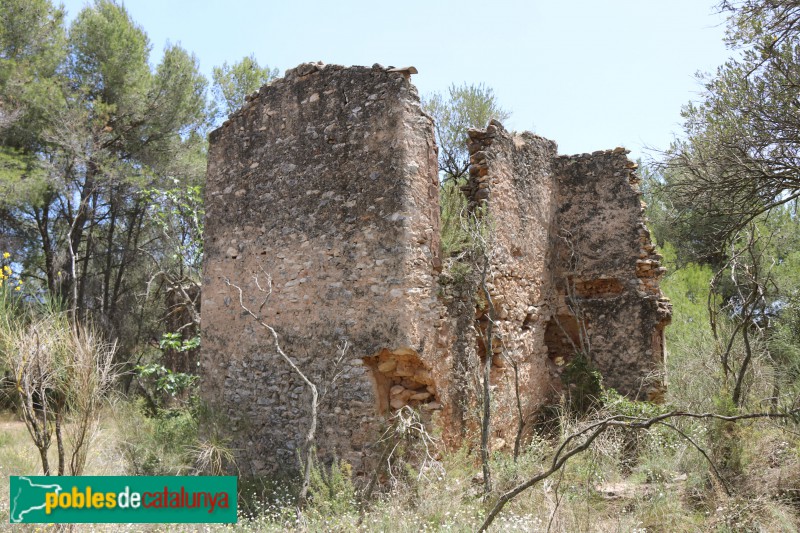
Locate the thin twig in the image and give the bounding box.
[478,408,800,532]
[224,275,319,503]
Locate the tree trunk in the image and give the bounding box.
[55,409,65,476]
[39,447,50,476]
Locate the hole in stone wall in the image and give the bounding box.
[544,314,581,366]
[363,348,441,415]
[545,310,603,412]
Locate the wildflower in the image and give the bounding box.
[14,286,20,291]
[3,265,9,272]
[3,252,9,259]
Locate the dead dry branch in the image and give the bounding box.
[478,408,800,532]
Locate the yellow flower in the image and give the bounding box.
[2,252,9,259]
[14,286,20,291]
[3,265,10,272]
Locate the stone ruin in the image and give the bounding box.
[199,62,672,476]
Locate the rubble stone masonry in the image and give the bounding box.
[201,63,671,476]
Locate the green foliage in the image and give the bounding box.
[601,389,674,476]
[0,0,66,160]
[128,326,201,420]
[641,163,731,266]
[148,45,208,144]
[439,179,492,262]
[158,332,200,353]
[307,457,357,516]
[709,394,744,475]
[143,180,205,272]
[665,1,800,249]
[439,262,472,289]
[0,147,48,205]
[0,0,210,370]
[768,291,800,400]
[439,178,471,257]
[560,351,604,414]
[117,399,198,475]
[0,0,65,65]
[135,363,197,400]
[212,54,278,121]
[601,388,665,420]
[649,186,800,409]
[134,332,200,414]
[660,242,714,344]
[423,83,510,180]
[117,398,237,477]
[69,0,150,105]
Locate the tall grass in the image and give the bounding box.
[0,290,117,475]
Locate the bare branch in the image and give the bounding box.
[224,274,319,503]
[478,408,800,531]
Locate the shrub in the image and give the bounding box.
[116,400,198,475]
[0,287,117,475]
[307,456,357,516]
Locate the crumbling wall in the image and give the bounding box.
[552,152,672,399]
[200,63,445,475]
[201,62,671,474]
[458,126,673,449]
[461,122,560,450]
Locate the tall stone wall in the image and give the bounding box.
[552,152,672,398]
[201,62,671,474]
[458,124,671,450]
[201,63,444,474]
[461,123,560,447]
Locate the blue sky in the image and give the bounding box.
[59,0,731,159]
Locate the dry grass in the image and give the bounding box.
[0,408,125,528]
[1,401,799,532]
